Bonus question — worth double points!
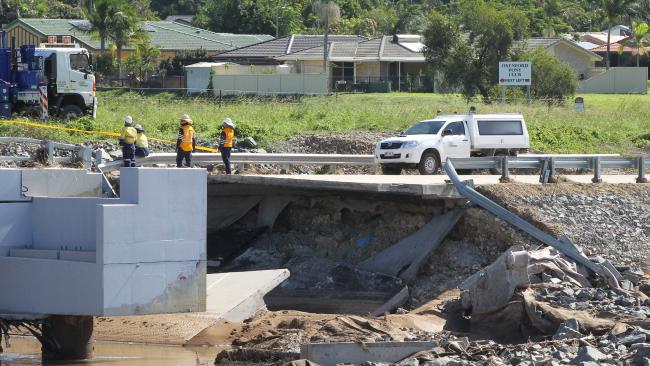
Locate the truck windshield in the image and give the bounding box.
[403,121,445,135]
[70,53,90,71]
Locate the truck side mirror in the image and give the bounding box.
[442,129,453,136]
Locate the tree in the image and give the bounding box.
[602,0,635,69]
[520,48,577,103]
[422,1,528,100]
[313,1,341,72]
[86,0,120,52]
[631,20,649,67]
[108,5,140,67]
[124,38,160,85]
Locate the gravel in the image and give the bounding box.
[480,184,650,272]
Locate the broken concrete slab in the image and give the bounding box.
[206,269,290,322]
[358,209,464,282]
[207,196,262,232]
[300,341,436,366]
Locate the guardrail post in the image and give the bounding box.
[80,148,93,170]
[237,163,245,174]
[45,140,54,165]
[280,164,290,174]
[591,156,602,183]
[93,149,103,171]
[637,156,648,183]
[499,156,510,183]
[329,164,337,174]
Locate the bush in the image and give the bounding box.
[95,54,118,79]
[520,48,577,103]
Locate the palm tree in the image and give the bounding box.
[631,20,649,67]
[86,0,119,53]
[108,6,139,71]
[602,0,635,69]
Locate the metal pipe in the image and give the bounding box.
[499,155,510,182]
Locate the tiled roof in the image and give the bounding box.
[276,35,425,62]
[214,35,368,59]
[591,42,650,53]
[4,18,272,52]
[514,37,602,61]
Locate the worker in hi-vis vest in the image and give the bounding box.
[134,124,150,158]
[119,115,137,167]
[176,114,196,168]
[219,117,235,174]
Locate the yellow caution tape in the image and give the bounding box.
[0,119,220,153]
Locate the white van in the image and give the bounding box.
[375,112,530,174]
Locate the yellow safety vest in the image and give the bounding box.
[121,126,137,144]
[136,133,148,148]
[179,125,195,152]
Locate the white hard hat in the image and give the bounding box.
[181,114,192,121]
[223,117,235,128]
[124,115,133,125]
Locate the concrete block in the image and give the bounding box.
[9,248,59,260]
[0,168,207,317]
[206,269,289,322]
[22,169,102,198]
[359,209,464,281]
[0,203,32,253]
[59,250,96,263]
[300,341,437,366]
[0,169,27,201]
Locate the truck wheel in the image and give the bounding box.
[61,105,83,120]
[381,165,402,175]
[418,152,438,175]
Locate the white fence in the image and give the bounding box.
[578,67,648,94]
[186,73,329,96]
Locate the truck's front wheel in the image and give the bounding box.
[418,152,439,175]
[61,104,83,120]
[381,165,402,175]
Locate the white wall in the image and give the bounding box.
[548,43,595,79]
[197,74,329,96]
[578,67,648,94]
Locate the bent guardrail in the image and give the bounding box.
[444,159,621,289]
[0,137,93,168]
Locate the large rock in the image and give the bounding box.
[572,346,606,363]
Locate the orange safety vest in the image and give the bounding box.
[178,125,195,152]
[221,127,234,148]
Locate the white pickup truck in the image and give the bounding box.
[375,112,530,175]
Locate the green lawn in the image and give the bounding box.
[1,91,649,155]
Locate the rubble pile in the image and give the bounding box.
[389,329,650,366]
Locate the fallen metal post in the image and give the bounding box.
[444,159,620,289]
[592,156,602,183]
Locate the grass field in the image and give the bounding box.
[1,90,649,155]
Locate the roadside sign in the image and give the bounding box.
[574,97,585,112]
[499,62,531,86]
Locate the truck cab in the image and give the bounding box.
[36,47,96,119]
[375,112,529,175]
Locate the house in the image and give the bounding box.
[577,32,628,46]
[212,34,368,64]
[3,18,273,59]
[602,25,632,37]
[516,38,602,80]
[276,34,429,91]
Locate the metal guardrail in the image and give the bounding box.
[450,155,648,183]
[444,159,621,289]
[0,137,93,168]
[97,152,378,172]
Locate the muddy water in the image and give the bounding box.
[0,336,223,365]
